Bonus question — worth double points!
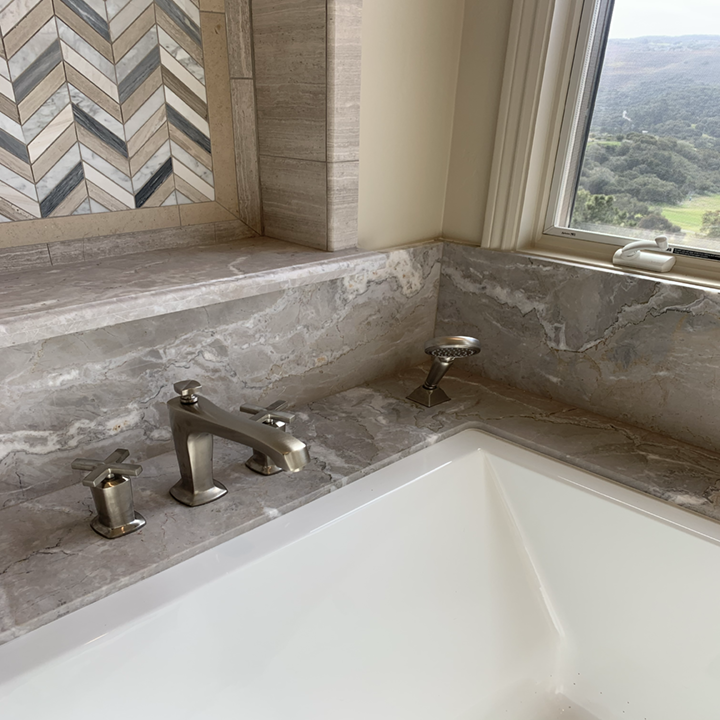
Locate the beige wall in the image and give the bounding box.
[357,0,513,250]
[357,0,465,249]
[442,0,514,243]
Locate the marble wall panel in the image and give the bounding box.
[327,0,361,163]
[230,79,262,233]
[0,217,255,270]
[327,159,358,251]
[436,241,720,454]
[260,154,326,247]
[250,0,362,250]
[0,242,442,508]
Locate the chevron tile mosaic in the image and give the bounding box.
[0,0,215,220]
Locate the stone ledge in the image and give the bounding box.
[0,237,385,349]
[2,367,719,646]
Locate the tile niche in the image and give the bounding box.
[0,0,241,248]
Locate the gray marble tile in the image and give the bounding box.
[259,154,326,248]
[214,218,257,243]
[230,79,262,233]
[3,362,720,645]
[0,242,50,271]
[251,0,326,85]
[0,243,441,507]
[255,81,326,161]
[48,238,85,264]
[225,0,253,78]
[82,222,217,260]
[327,160,358,251]
[436,242,720,456]
[326,0,361,162]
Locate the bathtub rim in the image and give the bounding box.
[2,425,719,688]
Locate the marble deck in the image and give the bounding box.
[437,242,720,456]
[0,236,386,348]
[0,241,442,507]
[2,366,720,646]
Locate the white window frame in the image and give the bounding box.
[483,0,720,287]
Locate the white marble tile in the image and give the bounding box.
[8,18,56,80]
[84,162,134,207]
[170,140,211,184]
[35,143,81,200]
[89,198,108,212]
[73,198,92,214]
[0,110,23,141]
[124,86,163,139]
[109,0,152,40]
[0,0,42,37]
[83,0,107,21]
[0,0,14,16]
[0,212,11,221]
[160,190,177,205]
[27,103,73,162]
[169,0,199,25]
[80,143,132,192]
[0,176,40,214]
[0,57,10,80]
[159,48,205,101]
[105,0,131,21]
[0,75,14,102]
[173,157,214,200]
[176,191,191,204]
[158,27,204,82]
[57,19,116,80]
[116,27,158,79]
[0,162,36,198]
[68,85,125,140]
[60,43,119,101]
[131,138,169,190]
[165,88,209,136]
[22,84,69,143]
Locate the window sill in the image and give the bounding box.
[0,238,385,349]
[527,234,720,292]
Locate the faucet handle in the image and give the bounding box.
[240,400,295,428]
[174,379,202,404]
[72,449,145,538]
[72,448,143,487]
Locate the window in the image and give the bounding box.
[545,0,720,258]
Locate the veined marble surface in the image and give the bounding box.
[2,366,720,646]
[0,242,442,507]
[437,242,720,455]
[0,237,385,348]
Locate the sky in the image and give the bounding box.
[609,0,720,38]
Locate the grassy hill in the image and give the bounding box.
[572,35,720,244]
[592,36,720,138]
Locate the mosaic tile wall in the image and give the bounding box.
[0,0,215,220]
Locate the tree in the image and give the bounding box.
[574,190,618,225]
[700,210,720,237]
[637,213,681,234]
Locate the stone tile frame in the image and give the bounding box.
[230,0,362,251]
[0,2,253,255]
[0,0,363,266]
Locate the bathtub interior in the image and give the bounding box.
[2,429,720,720]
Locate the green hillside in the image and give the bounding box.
[572,36,720,243]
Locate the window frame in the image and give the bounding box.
[482,0,720,288]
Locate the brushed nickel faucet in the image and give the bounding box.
[167,380,310,507]
[72,449,145,538]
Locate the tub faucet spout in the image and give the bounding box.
[167,380,310,507]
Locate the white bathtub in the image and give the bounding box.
[2,429,720,719]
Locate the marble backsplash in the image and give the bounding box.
[0,242,441,508]
[436,242,720,455]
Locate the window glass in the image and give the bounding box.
[569,0,720,252]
